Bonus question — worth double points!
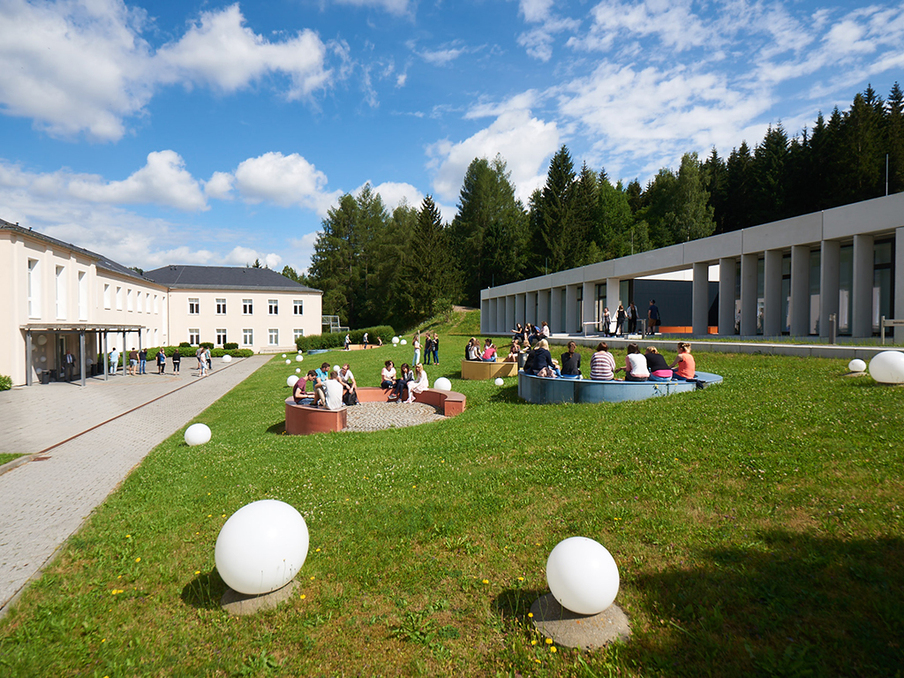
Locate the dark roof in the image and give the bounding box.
[0,218,160,285]
[144,265,320,293]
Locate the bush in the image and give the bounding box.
[200,342,215,349]
[144,346,254,359]
[0,374,12,391]
[179,342,192,348]
[295,325,395,352]
[224,342,239,350]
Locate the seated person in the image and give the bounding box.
[390,363,413,400]
[590,342,616,381]
[540,321,551,338]
[321,371,345,411]
[294,370,318,403]
[466,338,481,361]
[560,341,582,378]
[644,347,673,382]
[310,371,327,406]
[315,362,330,381]
[525,339,556,377]
[404,363,429,403]
[504,340,522,362]
[381,360,396,389]
[339,364,358,404]
[481,339,497,362]
[669,342,696,381]
[614,343,649,381]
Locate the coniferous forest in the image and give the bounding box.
[305,83,904,330]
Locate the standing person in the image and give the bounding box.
[156,348,167,374]
[172,348,181,374]
[669,342,697,381]
[196,346,207,377]
[63,350,75,382]
[109,347,119,375]
[602,307,612,336]
[128,348,139,376]
[615,304,627,336]
[615,343,649,381]
[627,302,638,334]
[590,342,617,381]
[138,348,147,375]
[424,333,435,365]
[362,332,369,349]
[412,333,421,365]
[431,332,439,364]
[647,300,661,335]
[560,341,582,378]
[205,346,212,372]
[344,333,351,351]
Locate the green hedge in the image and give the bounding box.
[295,325,395,352]
[0,374,11,391]
[142,347,254,359]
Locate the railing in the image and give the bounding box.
[880,316,904,344]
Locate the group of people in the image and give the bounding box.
[600,300,660,337]
[380,360,430,403]
[522,339,696,382]
[293,361,361,410]
[510,322,551,346]
[409,332,440,366]
[464,337,504,362]
[107,347,184,376]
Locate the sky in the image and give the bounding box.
[1,0,903,275]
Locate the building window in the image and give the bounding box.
[294,329,304,341]
[78,271,87,321]
[243,299,253,314]
[136,290,142,313]
[28,259,40,317]
[127,288,133,312]
[243,328,253,345]
[293,299,303,315]
[268,328,279,345]
[55,265,66,319]
[153,294,158,314]
[216,298,226,314]
[103,283,111,310]
[216,328,227,345]
[116,286,123,311]
[268,299,278,315]
[189,329,200,345]
[189,297,200,314]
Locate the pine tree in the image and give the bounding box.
[886,82,904,195]
[752,123,790,223]
[703,148,729,233]
[530,145,576,275]
[724,142,754,231]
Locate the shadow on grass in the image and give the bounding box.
[266,421,286,435]
[180,569,227,610]
[492,587,547,624]
[488,385,523,404]
[625,530,904,676]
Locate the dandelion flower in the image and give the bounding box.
[125,534,131,539]
[531,640,537,646]
[518,576,524,581]
[482,579,489,584]
[545,638,553,645]
[194,571,200,575]
[550,646,557,653]
[310,576,315,580]
[135,557,141,562]
[300,594,306,600]
[528,613,533,618]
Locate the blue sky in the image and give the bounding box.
[1,0,902,274]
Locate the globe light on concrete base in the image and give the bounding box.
[285,359,292,365]
[287,375,299,388]
[295,355,304,362]
[869,351,904,384]
[392,337,400,345]
[495,377,504,386]
[401,339,407,345]
[333,365,341,373]
[434,377,452,391]
[546,537,619,615]
[222,354,233,363]
[282,354,287,358]
[215,500,309,596]
[185,423,212,447]
[296,368,301,374]
[847,358,866,373]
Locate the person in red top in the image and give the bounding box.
[669,342,696,381]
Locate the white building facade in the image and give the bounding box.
[480,193,904,343]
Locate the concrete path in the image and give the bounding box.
[0,354,270,616]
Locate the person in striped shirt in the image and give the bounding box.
[590,342,616,381]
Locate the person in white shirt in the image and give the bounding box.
[404,363,429,404]
[322,371,345,411]
[339,364,358,404]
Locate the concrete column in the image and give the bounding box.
[481,299,489,333]
[79,330,86,387]
[606,278,620,313]
[538,289,549,328]
[526,291,538,326]
[851,234,874,338]
[692,262,709,336]
[505,296,515,335]
[789,245,810,337]
[582,281,596,332]
[26,331,33,387]
[896,227,904,342]
[718,257,737,336]
[496,299,505,335]
[820,240,840,339]
[565,285,578,334]
[763,249,783,336]
[740,253,759,336]
[102,332,108,381]
[515,294,526,327]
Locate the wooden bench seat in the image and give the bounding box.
[460,359,519,380]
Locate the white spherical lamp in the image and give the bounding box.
[392,336,400,344]
[285,359,291,365]
[495,377,505,386]
[282,354,287,358]
[847,358,866,373]
[287,375,299,388]
[868,351,904,384]
[295,368,301,374]
[333,364,341,373]
[184,423,212,447]
[215,500,309,595]
[37,335,47,346]
[434,377,452,391]
[295,355,304,362]
[222,354,233,363]
[546,537,619,615]
[401,339,407,345]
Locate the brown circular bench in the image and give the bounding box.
[284,385,466,435]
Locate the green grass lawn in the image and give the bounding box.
[0,453,24,467]
[1,333,902,677]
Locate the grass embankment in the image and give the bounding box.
[0,453,24,467]
[1,328,902,677]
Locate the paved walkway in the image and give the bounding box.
[0,355,270,615]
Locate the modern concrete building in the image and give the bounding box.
[481,192,904,343]
[1,220,321,387]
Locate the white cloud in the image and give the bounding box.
[427,99,560,205]
[223,246,282,269]
[68,151,207,211]
[366,181,423,209]
[519,0,554,23]
[329,0,412,16]
[232,152,341,215]
[155,4,331,100]
[204,172,235,201]
[419,45,467,66]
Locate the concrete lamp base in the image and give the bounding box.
[221,580,298,616]
[530,593,631,649]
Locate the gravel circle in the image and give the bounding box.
[343,400,446,432]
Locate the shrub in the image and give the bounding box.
[224,342,239,350]
[0,374,12,391]
[179,342,192,347]
[200,342,215,349]
[295,325,394,352]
